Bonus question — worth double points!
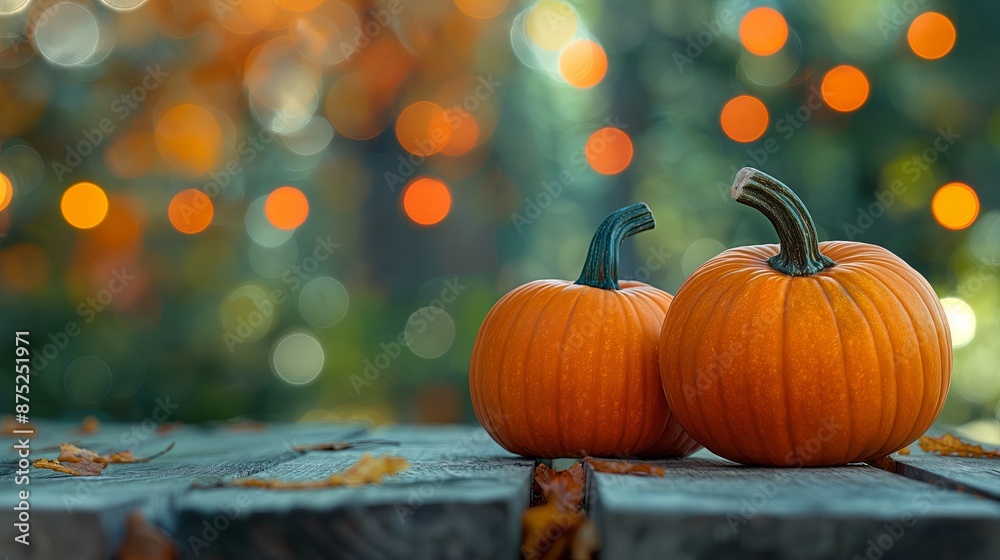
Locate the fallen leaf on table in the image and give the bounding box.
[571,518,601,560]
[291,439,399,452]
[897,446,911,456]
[33,458,106,476]
[531,462,585,509]
[104,443,177,463]
[522,462,594,560]
[79,415,100,434]
[225,421,267,433]
[155,422,181,435]
[116,511,178,560]
[919,433,1000,458]
[522,502,584,560]
[58,442,176,464]
[35,441,87,453]
[224,453,409,489]
[588,459,665,477]
[1,415,36,437]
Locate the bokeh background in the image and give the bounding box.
[0,0,997,437]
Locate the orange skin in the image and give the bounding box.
[471,279,700,459]
[660,240,952,467]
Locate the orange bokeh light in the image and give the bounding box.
[396,101,453,157]
[907,12,956,60]
[403,178,451,226]
[265,186,310,230]
[276,0,324,12]
[739,7,789,56]
[720,95,769,143]
[61,182,109,229]
[932,182,979,230]
[168,189,214,234]
[558,39,608,89]
[586,127,633,175]
[155,103,223,177]
[454,0,509,19]
[0,172,12,212]
[821,65,870,112]
[326,72,394,141]
[0,244,50,294]
[441,108,480,156]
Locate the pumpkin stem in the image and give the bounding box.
[731,167,835,277]
[575,202,655,290]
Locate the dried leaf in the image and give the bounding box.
[571,518,600,560]
[522,503,584,560]
[155,422,181,435]
[589,459,665,477]
[291,439,399,452]
[33,458,106,476]
[919,433,1000,458]
[226,453,409,489]
[35,441,86,453]
[116,511,178,560]
[104,443,177,463]
[531,463,585,510]
[58,442,175,464]
[897,447,911,456]
[522,462,592,560]
[59,442,101,462]
[79,415,101,435]
[1,414,36,437]
[225,421,267,433]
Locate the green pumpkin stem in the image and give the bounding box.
[731,167,835,276]
[575,202,655,290]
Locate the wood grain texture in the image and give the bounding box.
[586,454,1000,560]
[871,446,1000,501]
[0,421,364,560]
[173,427,534,560]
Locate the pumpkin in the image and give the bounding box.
[470,203,700,458]
[659,167,952,467]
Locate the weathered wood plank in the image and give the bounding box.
[172,425,534,560]
[586,455,1000,560]
[871,448,1000,502]
[0,421,365,560]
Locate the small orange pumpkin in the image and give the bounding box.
[470,203,700,458]
[659,168,952,466]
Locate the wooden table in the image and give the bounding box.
[2,421,999,559]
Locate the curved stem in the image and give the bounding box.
[731,167,834,276]
[575,202,655,290]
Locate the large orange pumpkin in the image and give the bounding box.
[470,203,700,458]
[659,168,952,466]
